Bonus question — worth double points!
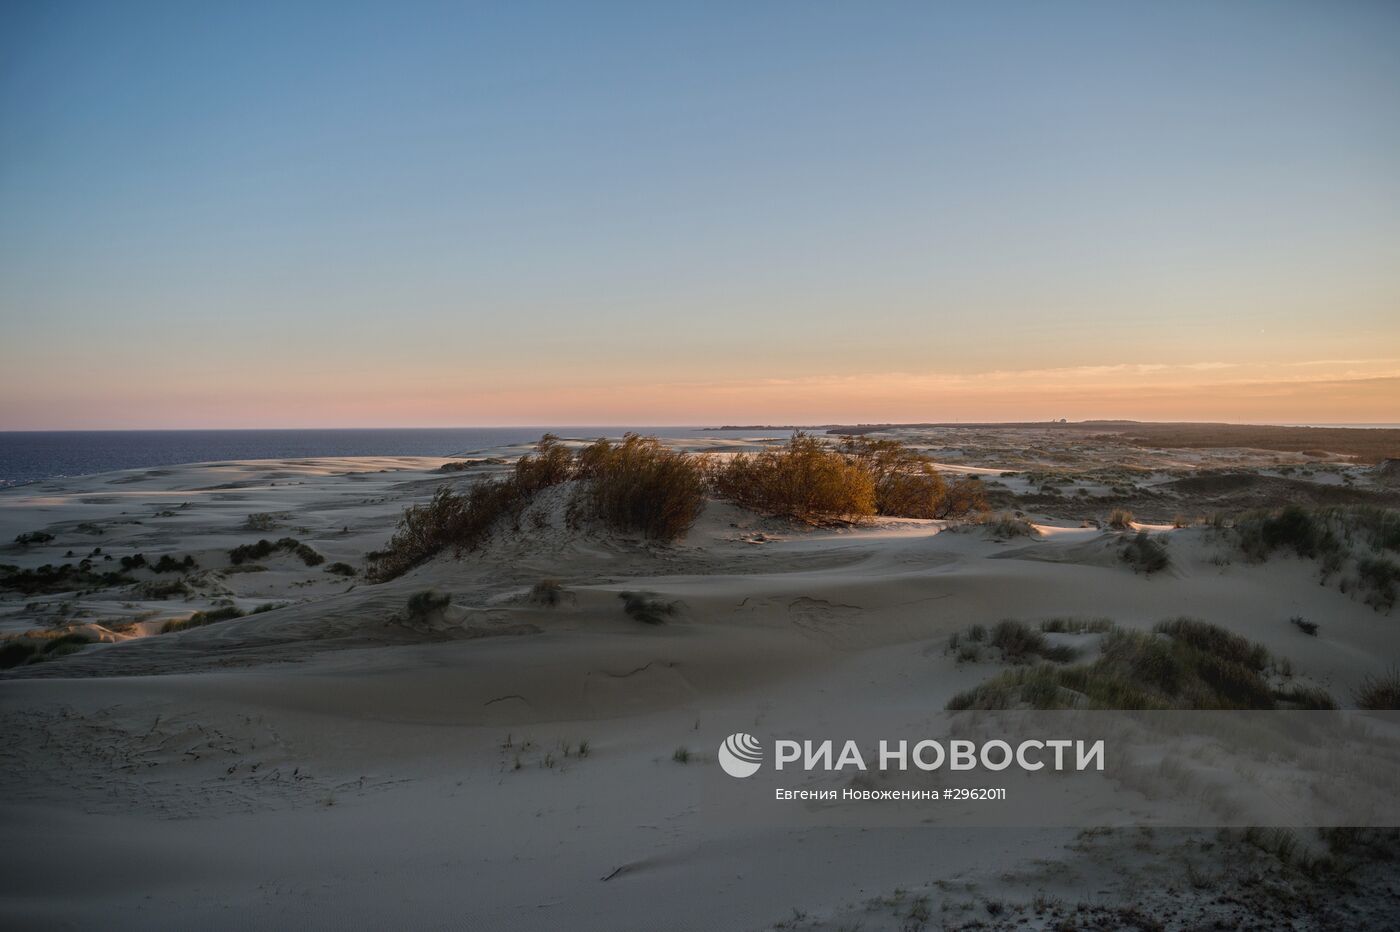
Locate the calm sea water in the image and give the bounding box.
[0,428,766,487]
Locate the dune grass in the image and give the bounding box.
[1354,668,1400,710]
[1230,505,1400,610]
[977,512,1039,539]
[947,618,1327,711]
[161,605,245,634]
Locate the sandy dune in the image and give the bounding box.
[3,434,1399,929]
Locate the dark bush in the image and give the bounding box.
[0,640,38,668]
[230,537,322,567]
[989,619,1076,664]
[324,562,357,577]
[529,579,563,606]
[1290,616,1318,636]
[0,563,133,595]
[1356,556,1400,610]
[1121,531,1170,574]
[151,554,196,573]
[619,591,676,624]
[406,589,450,621]
[1355,668,1400,710]
[1237,505,1337,561]
[15,531,55,546]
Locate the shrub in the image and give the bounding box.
[574,434,705,540]
[1108,509,1135,530]
[619,591,676,624]
[1290,616,1318,636]
[230,537,323,567]
[839,436,950,518]
[989,619,1076,664]
[1121,531,1170,574]
[291,542,324,567]
[978,512,1039,539]
[135,578,191,600]
[120,553,148,570]
[151,554,196,574]
[0,640,39,668]
[711,432,875,524]
[1355,668,1400,710]
[1154,617,1270,670]
[1236,505,1337,561]
[1356,556,1400,610]
[324,562,356,577]
[529,579,563,606]
[229,539,277,564]
[437,461,472,473]
[368,436,577,581]
[0,563,133,595]
[14,531,55,546]
[244,513,279,531]
[406,589,451,621]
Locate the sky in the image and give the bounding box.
[1,0,1398,429]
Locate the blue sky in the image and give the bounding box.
[2,1,1398,427]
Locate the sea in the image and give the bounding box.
[0,428,770,488]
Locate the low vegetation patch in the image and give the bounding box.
[948,618,1327,711]
[405,588,450,622]
[1107,508,1135,530]
[1290,616,1318,636]
[1356,556,1400,611]
[529,579,563,606]
[14,531,55,546]
[1120,530,1170,574]
[977,512,1039,539]
[324,562,357,577]
[1231,505,1400,611]
[0,632,93,666]
[1354,668,1400,710]
[161,605,244,634]
[134,578,192,600]
[1039,617,1114,634]
[618,591,676,625]
[950,619,1077,664]
[0,562,133,595]
[230,537,325,567]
